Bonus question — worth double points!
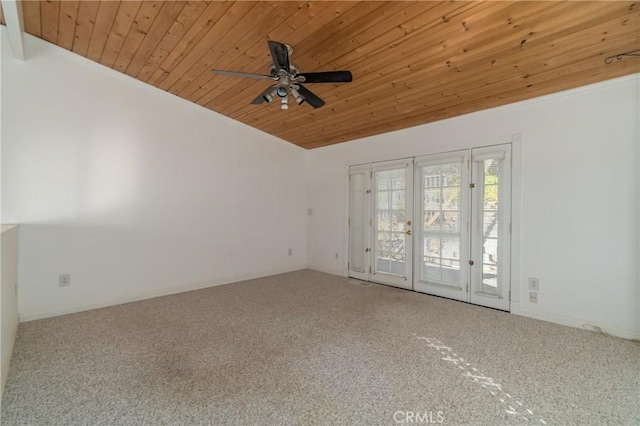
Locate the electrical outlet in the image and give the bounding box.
[335,252,339,260]
[528,277,540,291]
[529,291,538,303]
[59,274,71,287]
[288,248,293,256]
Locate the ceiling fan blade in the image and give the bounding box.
[251,85,277,104]
[296,84,325,108]
[268,40,290,72]
[212,69,276,80]
[297,71,353,83]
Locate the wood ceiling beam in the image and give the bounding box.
[1,0,25,60]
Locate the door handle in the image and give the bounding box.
[406,230,412,235]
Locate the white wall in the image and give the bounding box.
[1,32,308,320]
[1,225,19,401]
[307,74,640,339]
[1,30,638,339]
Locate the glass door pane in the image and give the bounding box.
[414,151,469,301]
[371,160,413,289]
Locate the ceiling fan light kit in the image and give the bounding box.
[212,41,353,110]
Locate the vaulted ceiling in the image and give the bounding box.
[2,1,638,149]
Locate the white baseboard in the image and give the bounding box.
[23,268,637,342]
[306,265,345,277]
[510,301,640,340]
[303,270,640,340]
[19,266,307,322]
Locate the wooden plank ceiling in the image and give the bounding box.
[2,1,639,149]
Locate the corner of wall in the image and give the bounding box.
[1,225,20,402]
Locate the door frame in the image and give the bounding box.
[343,133,523,313]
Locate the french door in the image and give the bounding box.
[413,151,470,302]
[468,146,511,310]
[348,144,512,311]
[371,160,413,289]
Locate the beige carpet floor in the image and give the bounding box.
[1,269,639,425]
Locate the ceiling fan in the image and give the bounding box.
[212,41,353,110]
